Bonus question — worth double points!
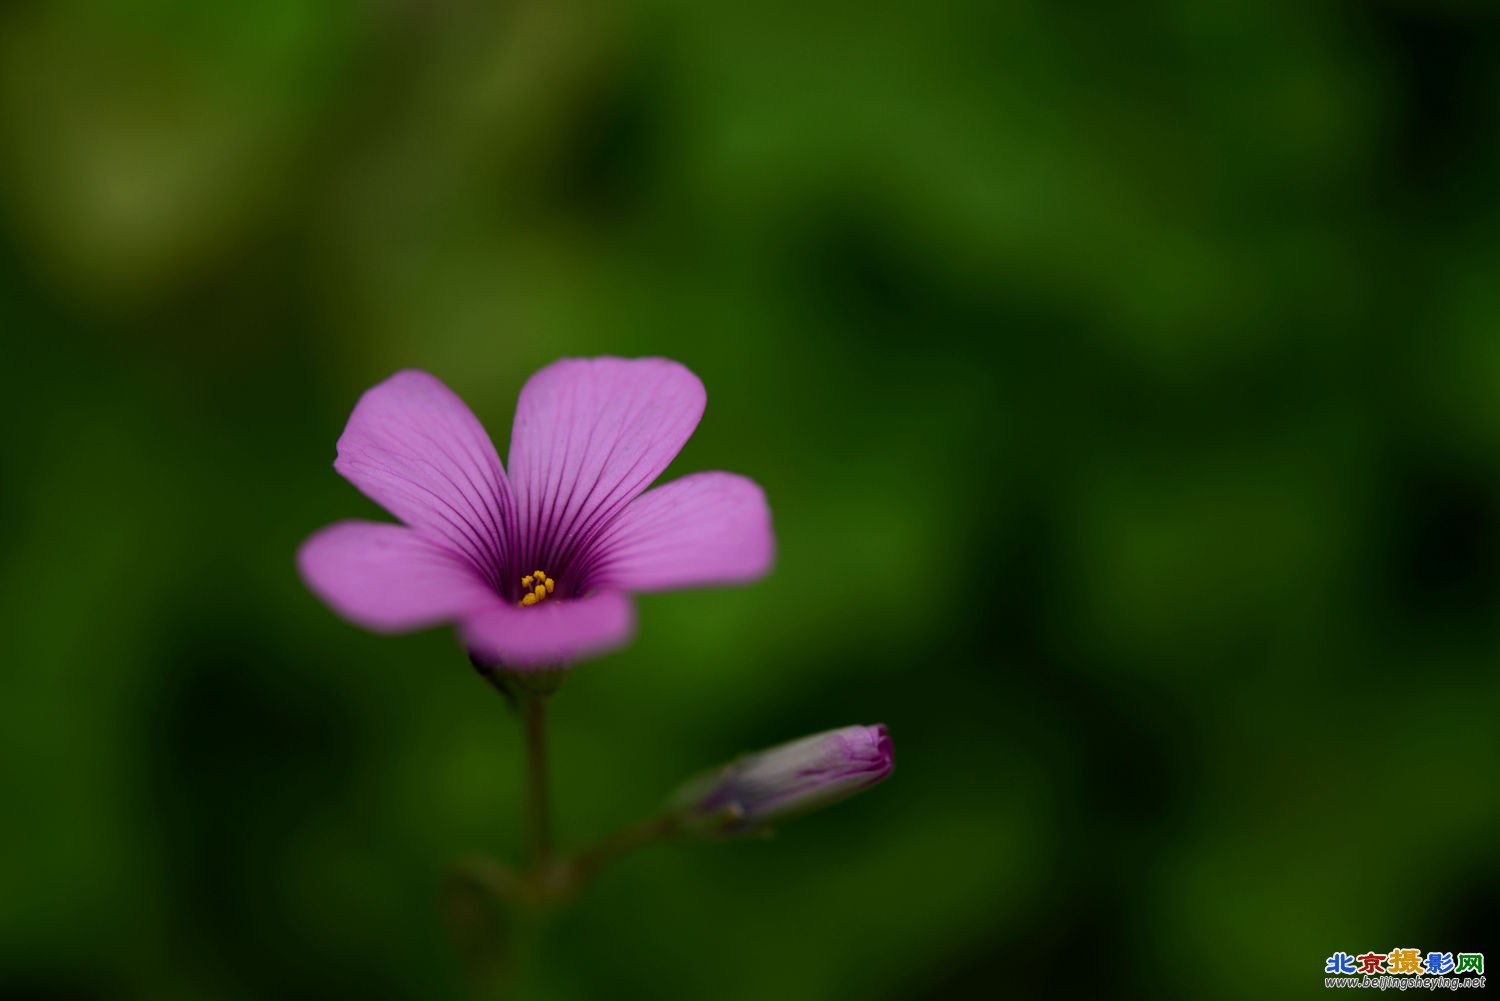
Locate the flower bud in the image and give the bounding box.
[672,724,894,835]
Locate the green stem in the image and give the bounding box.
[570,814,680,886]
[523,695,551,868]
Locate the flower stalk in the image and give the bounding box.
[522,694,551,868]
[569,814,682,885]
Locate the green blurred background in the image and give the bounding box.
[2,0,1498,997]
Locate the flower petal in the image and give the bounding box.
[506,358,706,580]
[334,370,516,584]
[298,520,500,632]
[580,472,774,592]
[461,591,636,669]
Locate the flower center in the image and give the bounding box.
[519,570,556,607]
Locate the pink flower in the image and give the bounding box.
[298,358,774,668]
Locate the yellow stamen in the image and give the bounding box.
[518,569,558,607]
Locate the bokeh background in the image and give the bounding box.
[3,0,1498,997]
